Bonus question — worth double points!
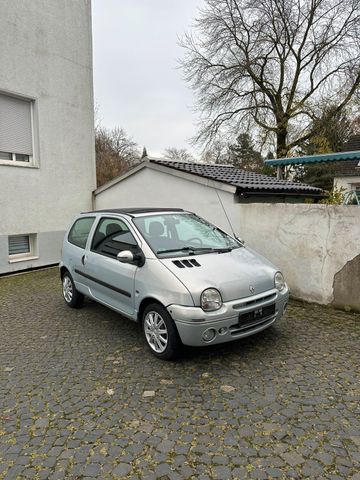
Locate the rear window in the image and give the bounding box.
[68,217,95,249]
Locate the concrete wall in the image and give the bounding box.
[238,204,360,311]
[95,167,240,234]
[0,0,95,274]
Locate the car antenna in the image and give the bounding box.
[212,179,238,239]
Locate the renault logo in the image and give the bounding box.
[249,285,255,294]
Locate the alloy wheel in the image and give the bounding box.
[63,275,73,303]
[144,311,168,353]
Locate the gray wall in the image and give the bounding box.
[0,0,95,274]
[238,204,360,312]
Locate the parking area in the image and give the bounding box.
[0,268,359,480]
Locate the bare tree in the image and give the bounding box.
[163,147,195,162]
[180,0,360,157]
[95,126,140,187]
[201,140,231,164]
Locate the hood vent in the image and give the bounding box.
[173,259,201,268]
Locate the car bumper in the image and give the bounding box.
[167,287,289,347]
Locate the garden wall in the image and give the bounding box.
[238,204,360,311]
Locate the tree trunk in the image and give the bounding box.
[276,128,289,159]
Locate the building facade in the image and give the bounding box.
[0,0,95,274]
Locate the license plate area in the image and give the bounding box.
[238,303,275,326]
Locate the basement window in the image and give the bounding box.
[8,234,38,263]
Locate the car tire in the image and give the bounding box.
[142,303,181,360]
[62,271,84,308]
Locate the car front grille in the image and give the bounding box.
[232,291,277,310]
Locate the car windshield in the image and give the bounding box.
[133,213,241,258]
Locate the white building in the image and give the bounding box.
[94,158,324,234]
[333,135,360,202]
[0,0,95,274]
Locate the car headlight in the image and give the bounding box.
[274,271,286,292]
[201,288,222,311]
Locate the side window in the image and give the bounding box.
[91,217,138,258]
[68,217,95,249]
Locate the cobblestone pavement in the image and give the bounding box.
[0,268,359,480]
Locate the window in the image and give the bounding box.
[68,217,95,249]
[134,213,239,257]
[8,234,37,262]
[0,93,34,166]
[91,217,139,259]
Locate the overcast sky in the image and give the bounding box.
[92,0,203,157]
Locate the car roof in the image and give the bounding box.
[82,207,186,217]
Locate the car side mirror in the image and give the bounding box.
[117,250,134,263]
[235,235,245,245]
[117,250,145,267]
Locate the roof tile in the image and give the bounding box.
[151,159,323,195]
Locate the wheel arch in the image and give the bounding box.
[60,266,69,279]
[137,297,166,323]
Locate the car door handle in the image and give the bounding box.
[81,255,87,265]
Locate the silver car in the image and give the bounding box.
[60,208,289,359]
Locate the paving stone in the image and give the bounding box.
[0,269,359,480]
[212,465,232,479]
[281,451,306,466]
[112,463,132,476]
[83,463,101,477]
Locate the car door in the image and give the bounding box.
[66,216,97,293]
[80,216,139,317]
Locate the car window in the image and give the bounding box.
[134,213,239,256]
[175,215,229,248]
[68,217,95,249]
[91,217,139,258]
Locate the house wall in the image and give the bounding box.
[334,176,360,191]
[237,204,360,311]
[0,0,95,274]
[95,167,239,234]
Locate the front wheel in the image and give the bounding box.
[142,303,181,360]
[62,271,84,308]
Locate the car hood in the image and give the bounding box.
[160,247,278,304]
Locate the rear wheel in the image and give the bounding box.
[62,271,84,308]
[142,303,181,360]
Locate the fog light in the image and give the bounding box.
[202,328,216,343]
[218,327,228,335]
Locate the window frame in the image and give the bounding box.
[90,216,141,261]
[8,233,38,264]
[0,91,38,168]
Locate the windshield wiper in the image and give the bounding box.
[157,246,233,255]
[211,247,233,253]
[157,246,209,255]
